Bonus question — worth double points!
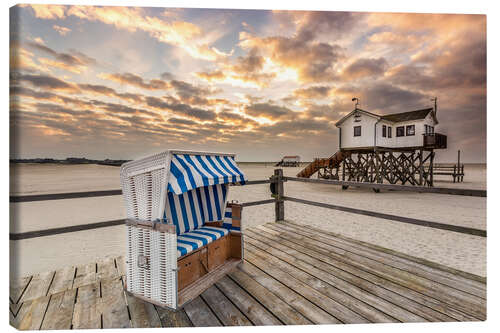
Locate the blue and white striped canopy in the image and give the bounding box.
[167,153,247,195]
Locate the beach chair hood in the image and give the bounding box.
[167,152,247,195]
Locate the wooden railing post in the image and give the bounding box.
[274,169,285,222]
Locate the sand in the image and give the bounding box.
[10,163,486,279]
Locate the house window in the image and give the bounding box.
[406,125,415,136]
[425,124,429,134]
[388,126,392,138]
[354,126,361,137]
[382,125,387,138]
[396,126,405,137]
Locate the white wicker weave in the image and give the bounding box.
[121,151,177,308]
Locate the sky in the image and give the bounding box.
[9,5,486,162]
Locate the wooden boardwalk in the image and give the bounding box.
[10,222,486,329]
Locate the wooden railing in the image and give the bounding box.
[9,170,486,240]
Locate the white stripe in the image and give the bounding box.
[177,250,181,257]
[171,157,195,191]
[201,226,229,235]
[177,242,194,253]
[191,189,203,229]
[178,236,204,248]
[184,232,213,243]
[173,194,185,234]
[218,157,238,182]
[167,174,182,194]
[225,157,246,181]
[199,187,209,222]
[191,156,216,186]
[200,155,225,183]
[182,192,195,231]
[211,156,233,180]
[176,155,205,189]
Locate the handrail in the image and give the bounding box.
[9,171,486,239]
[9,179,272,203]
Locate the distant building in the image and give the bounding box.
[276,155,301,167]
[335,107,445,150]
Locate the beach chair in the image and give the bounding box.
[120,150,247,310]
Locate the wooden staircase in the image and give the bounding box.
[297,151,350,178]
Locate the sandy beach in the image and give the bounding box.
[10,163,486,279]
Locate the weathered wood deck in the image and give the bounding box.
[10,222,486,329]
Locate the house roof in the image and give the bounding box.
[380,108,435,123]
[283,155,300,158]
[335,107,437,127]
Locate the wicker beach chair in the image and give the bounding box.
[120,150,246,309]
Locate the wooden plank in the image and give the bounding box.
[73,262,96,288]
[72,282,101,329]
[155,306,192,327]
[245,235,415,323]
[229,269,311,325]
[96,257,119,282]
[245,227,455,322]
[19,271,55,303]
[286,221,486,284]
[178,258,241,306]
[183,296,222,327]
[281,222,486,297]
[126,292,162,328]
[48,266,76,295]
[200,285,253,326]
[115,256,127,277]
[245,249,370,324]
[238,260,339,324]
[216,275,282,325]
[10,295,51,330]
[257,225,482,321]
[10,276,32,304]
[283,196,486,237]
[264,223,486,319]
[41,289,77,330]
[99,277,131,328]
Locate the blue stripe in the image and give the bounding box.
[221,183,228,203]
[181,234,209,246]
[211,185,222,220]
[177,238,199,250]
[201,227,226,237]
[186,190,199,229]
[190,230,218,241]
[184,155,210,187]
[177,195,190,233]
[203,187,214,221]
[195,155,220,184]
[215,156,236,183]
[177,246,188,256]
[167,192,180,235]
[174,155,198,190]
[223,156,246,184]
[224,211,232,218]
[169,162,189,193]
[222,223,240,231]
[206,156,229,184]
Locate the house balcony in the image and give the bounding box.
[423,133,447,149]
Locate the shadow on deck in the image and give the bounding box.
[10,222,486,329]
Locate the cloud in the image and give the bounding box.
[244,102,295,121]
[239,30,344,83]
[145,96,216,121]
[341,57,389,80]
[293,86,333,99]
[99,72,170,90]
[22,5,230,61]
[26,41,96,73]
[15,73,80,92]
[53,25,71,36]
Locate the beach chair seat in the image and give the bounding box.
[177,226,229,258]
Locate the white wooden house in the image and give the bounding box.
[335,108,446,150]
